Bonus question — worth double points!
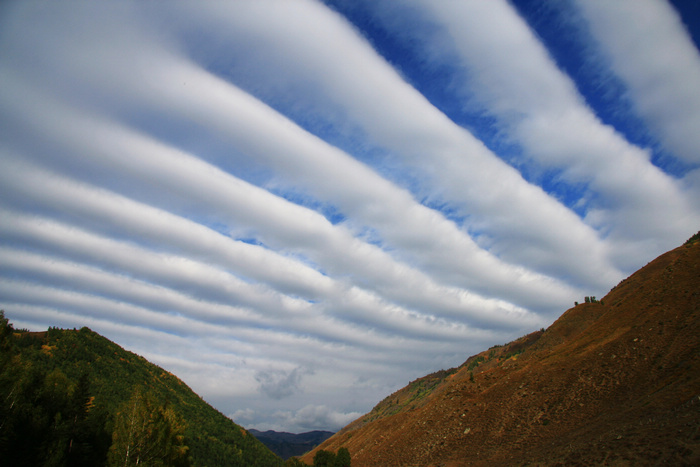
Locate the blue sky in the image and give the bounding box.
[1,0,699,433]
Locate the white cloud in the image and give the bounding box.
[574,0,700,166]
[172,0,625,291]
[415,0,699,266]
[250,405,363,433]
[2,83,554,327]
[0,161,335,300]
[256,367,310,400]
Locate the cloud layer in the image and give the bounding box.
[1,0,698,432]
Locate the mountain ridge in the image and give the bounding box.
[249,429,334,460]
[303,234,700,466]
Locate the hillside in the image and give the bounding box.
[249,429,333,460]
[304,234,700,466]
[0,319,283,467]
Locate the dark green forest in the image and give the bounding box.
[0,311,283,467]
[283,448,350,467]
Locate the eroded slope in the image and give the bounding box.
[305,237,700,466]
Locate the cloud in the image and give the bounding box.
[256,367,310,400]
[244,405,363,433]
[172,0,628,291]
[410,0,699,265]
[2,80,552,330]
[0,160,335,301]
[574,0,700,166]
[283,405,362,432]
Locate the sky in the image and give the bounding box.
[0,0,699,433]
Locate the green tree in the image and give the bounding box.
[284,457,308,467]
[313,449,336,467]
[108,386,190,467]
[39,368,73,466]
[334,447,351,467]
[0,311,16,438]
[63,372,111,467]
[0,310,12,342]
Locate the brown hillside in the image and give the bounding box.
[304,236,700,466]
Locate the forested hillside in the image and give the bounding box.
[0,314,283,467]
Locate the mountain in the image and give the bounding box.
[249,429,334,460]
[303,233,700,466]
[0,319,283,467]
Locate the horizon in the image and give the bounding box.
[1,0,699,433]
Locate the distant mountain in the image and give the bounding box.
[304,233,700,466]
[249,429,334,459]
[0,319,283,467]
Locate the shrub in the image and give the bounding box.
[313,450,335,467]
